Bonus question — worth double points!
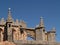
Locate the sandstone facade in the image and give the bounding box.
[0,8,58,45]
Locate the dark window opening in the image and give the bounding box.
[20,28,23,34]
[20,25,22,27]
[9,24,11,27]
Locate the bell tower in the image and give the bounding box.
[4,8,13,42]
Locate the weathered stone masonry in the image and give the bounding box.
[0,8,58,45]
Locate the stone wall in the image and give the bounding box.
[13,40,60,45]
[0,41,16,45]
[0,40,60,45]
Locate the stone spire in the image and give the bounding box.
[7,8,13,22]
[39,17,44,27]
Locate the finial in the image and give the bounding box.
[8,8,11,10]
[8,8,11,13]
[39,16,44,27]
[40,16,43,19]
[52,27,56,31]
[7,8,13,22]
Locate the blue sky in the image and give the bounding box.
[0,0,60,42]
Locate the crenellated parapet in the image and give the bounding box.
[20,20,27,28]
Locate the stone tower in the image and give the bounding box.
[35,17,45,41]
[48,27,56,42]
[4,8,13,42]
[51,27,56,42]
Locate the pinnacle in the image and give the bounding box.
[8,8,11,10]
[7,8,13,22]
[52,27,56,31]
[39,16,44,27]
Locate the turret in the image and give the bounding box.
[51,27,56,42]
[4,8,13,42]
[15,19,19,25]
[0,18,5,25]
[47,27,56,42]
[20,20,27,28]
[35,17,45,41]
[51,27,56,32]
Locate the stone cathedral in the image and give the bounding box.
[0,8,57,45]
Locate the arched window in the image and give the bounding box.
[9,24,11,27]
